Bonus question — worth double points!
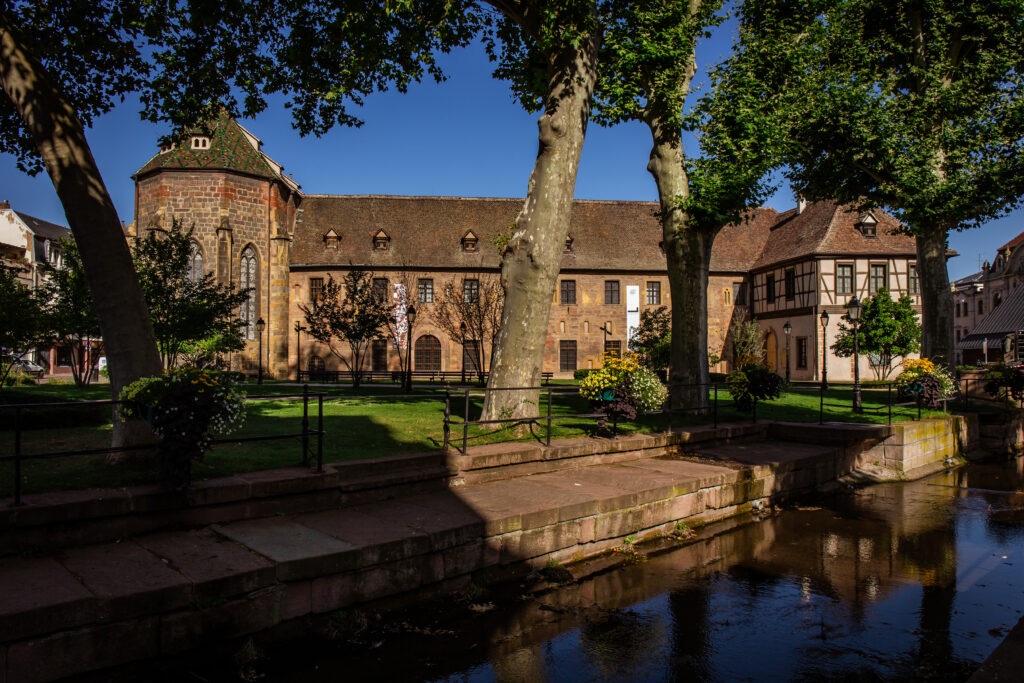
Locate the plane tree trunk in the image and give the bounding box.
[915,224,954,369]
[0,13,162,451]
[482,27,600,421]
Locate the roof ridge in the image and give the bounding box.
[302,194,661,205]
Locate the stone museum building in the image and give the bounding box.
[128,115,923,381]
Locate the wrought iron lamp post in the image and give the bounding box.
[783,321,792,381]
[255,317,266,385]
[460,321,467,384]
[405,305,416,392]
[847,297,862,413]
[819,310,830,390]
[294,321,306,381]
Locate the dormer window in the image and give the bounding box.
[461,230,479,252]
[190,136,210,150]
[323,228,340,249]
[564,235,574,253]
[373,230,390,251]
[857,213,878,237]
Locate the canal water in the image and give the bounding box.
[157,459,1024,682]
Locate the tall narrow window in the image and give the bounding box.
[463,278,479,303]
[372,277,389,303]
[732,282,747,305]
[186,241,203,283]
[785,269,796,301]
[417,278,433,303]
[309,277,324,302]
[869,264,887,294]
[560,280,577,305]
[836,264,854,297]
[239,246,258,340]
[463,339,481,373]
[646,281,661,305]
[605,280,620,304]
[909,264,920,295]
[796,338,808,368]
[978,298,985,315]
[559,340,577,371]
[765,274,776,304]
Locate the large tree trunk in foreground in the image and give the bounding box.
[0,13,162,450]
[646,117,711,413]
[915,225,954,369]
[482,32,600,421]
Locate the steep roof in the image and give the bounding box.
[11,210,69,241]
[133,114,299,191]
[957,282,1024,350]
[998,230,1024,253]
[752,201,917,270]
[290,195,773,273]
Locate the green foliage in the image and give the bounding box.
[299,270,391,388]
[727,363,784,412]
[830,289,921,379]
[628,307,671,371]
[0,263,45,391]
[131,222,249,368]
[178,332,245,370]
[119,368,246,488]
[730,318,764,366]
[37,237,102,386]
[894,358,956,409]
[983,363,1024,402]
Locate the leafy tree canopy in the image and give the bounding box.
[628,306,671,371]
[831,288,921,379]
[131,223,249,368]
[38,237,103,385]
[0,262,44,389]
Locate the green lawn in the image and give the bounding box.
[0,380,990,498]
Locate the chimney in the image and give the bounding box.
[797,196,807,214]
[0,199,9,210]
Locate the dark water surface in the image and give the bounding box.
[160,459,1024,683]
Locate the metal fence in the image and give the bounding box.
[2,387,326,506]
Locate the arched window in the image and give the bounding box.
[415,335,442,372]
[186,241,203,283]
[240,246,258,340]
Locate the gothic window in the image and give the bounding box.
[240,246,258,340]
[190,136,210,150]
[415,335,442,371]
[186,241,203,283]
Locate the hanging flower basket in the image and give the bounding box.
[120,368,246,489]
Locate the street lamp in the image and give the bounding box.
[460,321,467,384]
[255,317,266,385]
[819,310,830,390]
[847,297,862,413]
[405,305,416,392]
[783,321,792,381]
[294,321,306,381]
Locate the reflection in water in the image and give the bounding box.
[196,460,1024,682]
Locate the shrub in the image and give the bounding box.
[726,364,784,412]
[573,368,595,381]
[120,368,246,488]
[894,358,957,409]
[983,363,1024,401]
[579,352,668,428]
[629,366,669,412]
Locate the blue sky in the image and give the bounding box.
[1,23,1019,282]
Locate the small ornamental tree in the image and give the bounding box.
[628,306,671,372]
[430,276,504,383]
[131,223,250,369]
[300,270,391,388]
[730,318,765,367]
[0,262,44,390]
[38,237,102,386]
[831,288,921,379]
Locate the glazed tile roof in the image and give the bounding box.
[290,195,775,274]
[752,200,918,270]
[133,114,299,191]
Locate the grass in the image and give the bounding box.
[0,379,996,498]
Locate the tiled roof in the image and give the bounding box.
[752,201,917,270]
[957,282,1024,350]
[998,230,1024,253]
[133,114,299,191]
[954,271,985,287]
[290,195,773,273]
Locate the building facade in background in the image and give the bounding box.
[954,231,1024,365]
[129,116,923,381]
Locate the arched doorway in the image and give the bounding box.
[415,335,442,372]
[763,330,778,372]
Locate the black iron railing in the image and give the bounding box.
[2,386,326,506]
